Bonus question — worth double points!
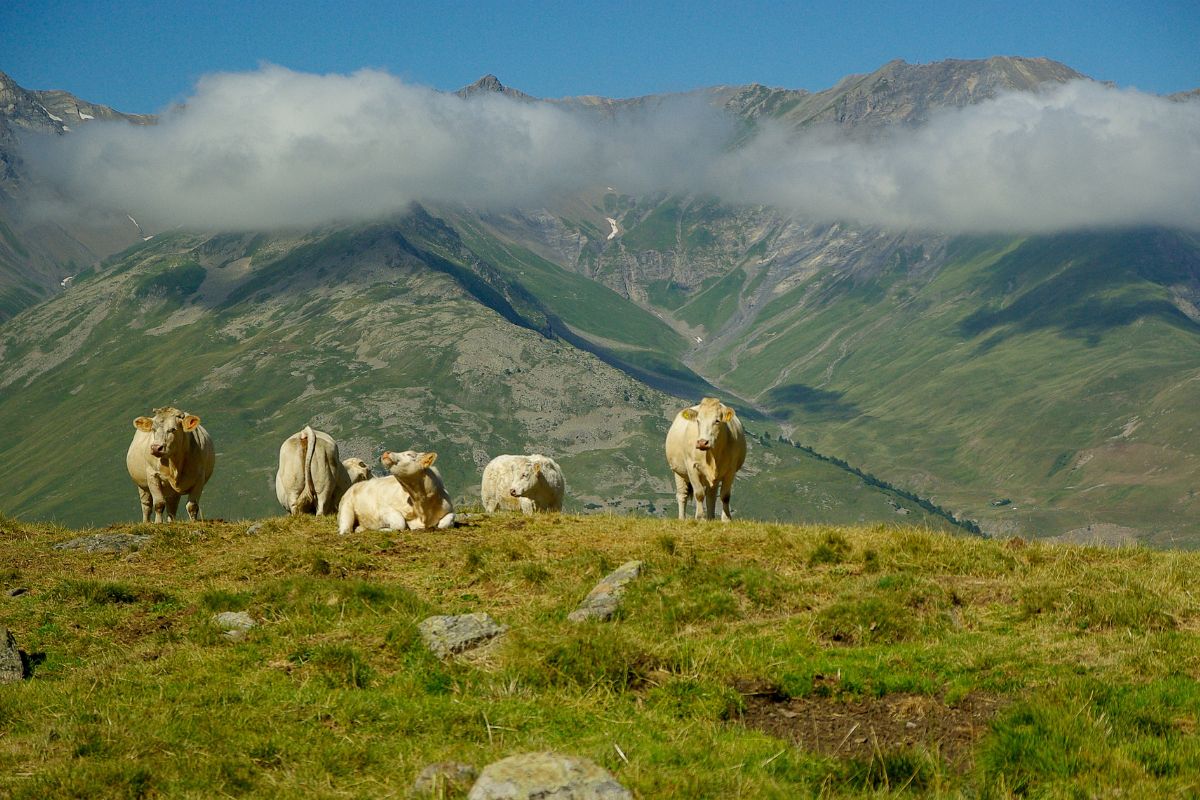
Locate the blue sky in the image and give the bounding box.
[3,0,1198,113]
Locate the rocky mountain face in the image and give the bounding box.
[716,56,1085,132]
[0,72,149,319]
[1,59,1196,543]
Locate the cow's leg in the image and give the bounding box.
[185,484,204,521]
[164,494,181,523]
[703,486,718,520]
[436,512,456,529]
[673,473,691,520]
[720,476,734,522]
[136,486,152,523]
[337,501,356,535]
[518,497,535,516]
[149,475,167,523]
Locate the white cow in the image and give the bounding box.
[126,406,216,522]
[337,450,455,534]
[481,454,565,514]
[275,426,368,515]
[665,397,747,521]
[342,457,372,485]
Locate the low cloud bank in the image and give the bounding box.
[26,65,1200,233]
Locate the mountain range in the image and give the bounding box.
[0,57,1197,544]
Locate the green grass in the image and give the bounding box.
[2,514,1198,798]
[711,230,1200,543]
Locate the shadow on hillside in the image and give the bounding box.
[765,383,861,420]
[958,229,1200,349]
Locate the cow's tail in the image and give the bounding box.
[297,425,317,511]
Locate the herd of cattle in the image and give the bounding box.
[125,396,748,529]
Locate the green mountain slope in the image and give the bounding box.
[0,213,964,531]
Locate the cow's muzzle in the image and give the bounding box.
[695,440,710,451]
[509,489,520,497]
[149,445,165,457]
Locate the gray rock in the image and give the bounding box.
[246,523,264,536]
[212,611,256,631]
[53,533,151,554]
[568,561,643,623]
[413,761,479,796]
[1,628,25,684]
[419,613,508,659]
[468,752,631,800]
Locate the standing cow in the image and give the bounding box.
[275,426,369,515]
[481,454,565,514]
[665,397,746,521]
[126,406,216,523]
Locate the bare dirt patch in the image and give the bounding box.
[734,680,1001,768]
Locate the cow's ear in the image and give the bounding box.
[134,416,154,432]
[681,408,698,420]
[533,461,542,474]
[182,415,201,431]
[380,451,393,466]
[721,407,736,422]
[421,452,438,468]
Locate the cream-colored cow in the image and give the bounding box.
[665,397,746,521]
[275,426,369,515]
[481,454,565,514]
[337,450,455,534]
[126,406,216,522]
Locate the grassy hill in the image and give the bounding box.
[494,196,1200,545]
[0,214,962,532]
[1,513,1198,798]
[705,230,1200,544]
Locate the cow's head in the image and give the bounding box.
[680,397,735,452]
[381,450,437,480]
[343,458,372,485]
[509,458,543,498]
[134,407,200,460]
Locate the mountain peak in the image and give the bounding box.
[456,74,535,101]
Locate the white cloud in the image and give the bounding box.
[720,80,1200,232]
[25,66,1200,233]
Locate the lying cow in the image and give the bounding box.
[337,450,455,534]
[342,458,372,485]
[126,406,216,523]
[481,454,565,514]
[665,397,746,521]
[275,426,369,515]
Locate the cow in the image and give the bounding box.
[275,426,369,515]
[126,406,216,523]
[665,397,747,521]
[342,457,372,485]
[337,450,455,534]
[481,454,565,514]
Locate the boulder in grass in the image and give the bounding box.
[418,613,507,659]
[1,628,26,684]
[212,611,257,641]
[468,751,631,800]
[568,561,643,623]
